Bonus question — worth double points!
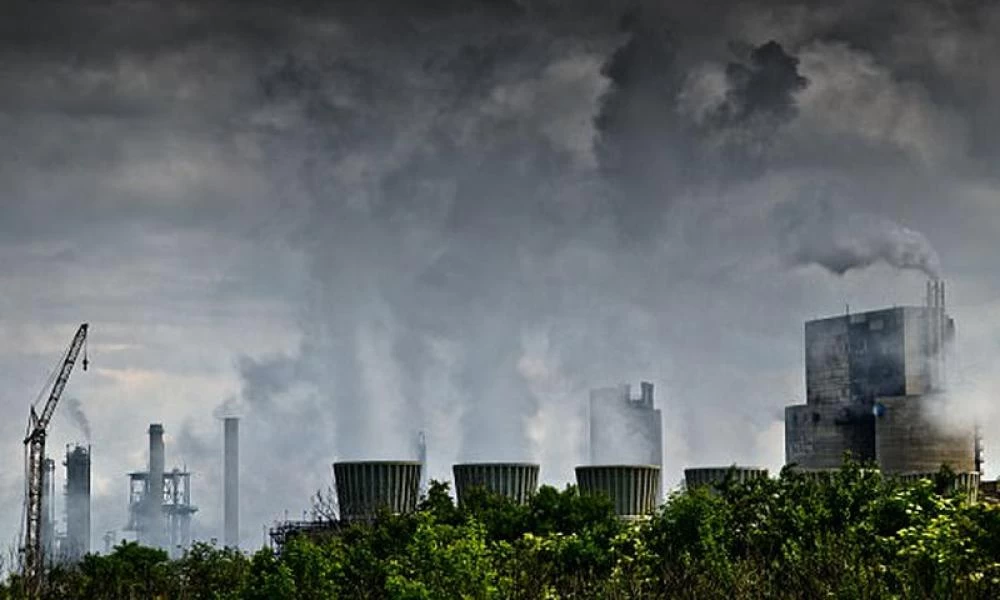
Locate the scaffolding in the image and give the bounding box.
[125,468,197,557]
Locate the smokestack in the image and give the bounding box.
[65,445,91,562]
[416,431,428,496]
[147,424,165,547]
[223,417,239,548]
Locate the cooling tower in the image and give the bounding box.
[874,396,976,474]
[64,445,91,561]
[575,465,660,519]
[684,466,768,490]
[333,461,421,521]
[452,463,539,505]
[223,417,239,548]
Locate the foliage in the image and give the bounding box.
[3,465,1000,598]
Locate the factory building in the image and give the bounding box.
[588,382,663,490]
[126,424,197,556]
[785,281,977,475]
[64,445,91,561]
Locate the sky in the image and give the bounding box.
[1,0,1000,555]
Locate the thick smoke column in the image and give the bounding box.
[63,397,91,441]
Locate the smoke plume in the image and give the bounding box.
[62,397,91,442]
[778,191,942,278]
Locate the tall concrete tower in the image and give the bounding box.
[223,417,239,548]
[64,445,91,561]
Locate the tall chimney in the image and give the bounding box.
[223,417,239,548]
[147,424,165,547]
[65,445,91,562]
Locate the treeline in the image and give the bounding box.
[3,463,1000,599]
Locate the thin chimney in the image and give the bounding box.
[223,417,240,548]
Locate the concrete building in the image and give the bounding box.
[875,395,976,474]
[64,445,91,562]
[785,281,976,475]
[588,382,662,486]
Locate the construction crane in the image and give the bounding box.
[22,323,89,597]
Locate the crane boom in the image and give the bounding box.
[23,323,88,598]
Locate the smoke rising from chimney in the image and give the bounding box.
[63,397,91,441]
[778,191,942,279]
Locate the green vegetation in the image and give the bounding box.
[3,463,1000,599]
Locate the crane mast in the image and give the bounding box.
[23,323,88,598]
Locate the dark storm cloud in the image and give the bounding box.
[2,0,1000,552]
[719,41,807,126]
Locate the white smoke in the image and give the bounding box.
[778,189,942,278]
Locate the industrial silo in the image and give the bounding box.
[874,396,976,474]
[333,461,422,521]
[684,466,768,491]
[575,465,660,519]
[452,463,539,505]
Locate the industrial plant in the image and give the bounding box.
[16,279,1000,590]
[784,280,979,480]
[125,424,198,556]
